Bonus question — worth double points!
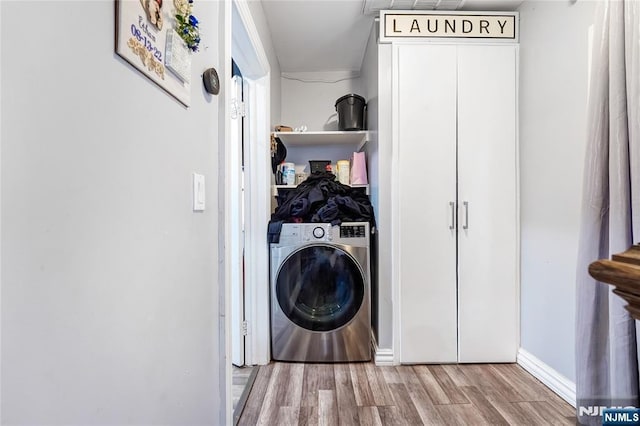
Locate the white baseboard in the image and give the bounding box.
[371,331,395,366]
[374,347,395,365]
[517,348,576,407]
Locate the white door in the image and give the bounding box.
[457,45,518,363]
[230,74,245,367]
[396,44,458,363]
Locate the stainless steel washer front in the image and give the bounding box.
[270,223,371,362]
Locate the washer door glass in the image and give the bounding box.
[276,245,365,332]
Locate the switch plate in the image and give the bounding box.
[193,173,205,211]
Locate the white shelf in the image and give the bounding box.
[273,131,368,151]
[273,183,370,195]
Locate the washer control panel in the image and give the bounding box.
[340,224,367,238]
[275,222,370,246]
[303,223,332,242]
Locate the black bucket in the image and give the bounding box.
[335,94,366,131]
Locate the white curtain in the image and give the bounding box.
[576,0,640,425]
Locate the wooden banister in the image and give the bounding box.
[589,245,640,320]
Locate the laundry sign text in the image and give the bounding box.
[380,11,518,42]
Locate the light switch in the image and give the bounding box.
[193,173,205,211]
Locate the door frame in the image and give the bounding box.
[223,0,271,422]
[230,0,271,367]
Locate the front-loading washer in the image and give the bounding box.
[270,222,371,362]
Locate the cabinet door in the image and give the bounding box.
[457,45,518,363]
[396,44,458,363]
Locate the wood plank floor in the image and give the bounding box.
[237,362,576,425]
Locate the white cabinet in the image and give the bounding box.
[395,43,518,363]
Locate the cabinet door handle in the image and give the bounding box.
[449,201,456,230]
[463,201,469,230]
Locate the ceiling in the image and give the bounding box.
[259,0,524,74]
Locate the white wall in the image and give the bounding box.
[280,71,363,131]
[1,1,222,424]
[518,0,598,383]
[277,71,365,173]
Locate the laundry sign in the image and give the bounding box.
[380,11,518,43]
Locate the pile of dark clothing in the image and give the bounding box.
[268,172,375,243]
